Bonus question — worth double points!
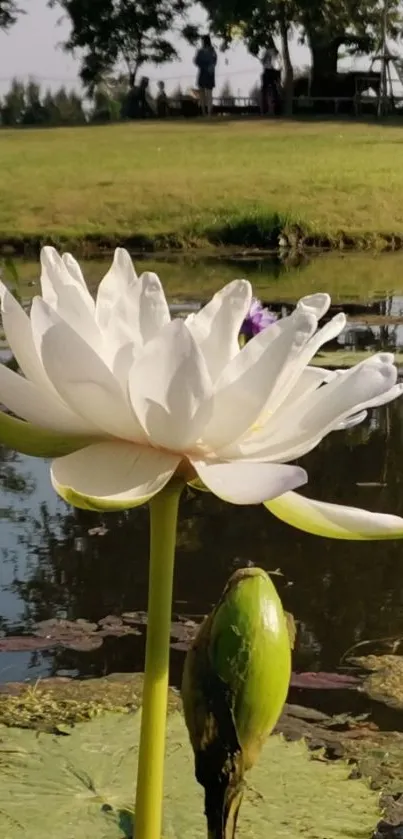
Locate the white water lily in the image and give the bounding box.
[0,245,403,539]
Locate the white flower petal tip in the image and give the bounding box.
[185,279,252,381]
[191,461,308,505]
[40,245,59,264]
[0,409,97,458]
[297,293,331,319]
[51,442,180,511]
[265,491,403,540]
[0,281,13,311]
[61,253,86,286]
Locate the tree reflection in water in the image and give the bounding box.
[0,397,403,685]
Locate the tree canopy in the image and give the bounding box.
[0,0,22,30]
[201,0,402,70]
[50,0,194,90]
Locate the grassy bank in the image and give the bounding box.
[2,119,403,253]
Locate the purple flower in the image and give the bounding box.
[240,297,277,341]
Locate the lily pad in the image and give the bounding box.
[0,709,380,838]
[290,672,360,690]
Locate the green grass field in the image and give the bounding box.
[2,119,403,251]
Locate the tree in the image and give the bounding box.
[50,0,192,92]
[22,79,48,125]
[202,0,403,108]
[201,0,296,114]
[90,76,129,121]
[50,86,87,124]
[1,77,25,125]
[297,0,380,91]
[249,82,260,105]
[0,0,22,30]
[219,79,235,101]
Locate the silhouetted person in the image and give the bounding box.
[137,77,155,118]
[194,35,217,117]
[156,81,169,117]
[260,38,281,115]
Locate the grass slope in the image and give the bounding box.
[2,119,403,251]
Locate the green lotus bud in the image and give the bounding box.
[181,568,291,839]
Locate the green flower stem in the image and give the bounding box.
[135,478,184,839]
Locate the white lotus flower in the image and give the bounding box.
[1,245,403,540]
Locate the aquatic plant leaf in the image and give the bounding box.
[290,672,360,689]
[0,710,379,838]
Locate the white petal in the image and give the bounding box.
[263,313,347,416]
[186,280,252,382]
[191,460,307,505]
[39,246,59,306]
[129,320,213,451]
[295,354,397,434]
[297,293,331,320]
[204,309,317,451]
[31,298,145,442]
[136,271,171,343]
[265,491,403,540]
[334,410,368,430]
[245,294,330,357]
[265,366,335,416]
[0,361,96,433]
[234,354,398,463]
[112,342,135,391]
[40,247,95,314]
[51,442,180,511]
[61,253,87,289]
[0,283,54,391]
[39,249,102,356]
[334,383,403,431]
[102,271,170,363]
[95,248,137,330]
[360,382,403,410]
[219,367,335,459]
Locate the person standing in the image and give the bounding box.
[194,35,217,117]
[260,37,281,115]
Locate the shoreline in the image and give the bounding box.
[1,227,403,259]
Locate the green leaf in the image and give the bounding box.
[0,410,98,458]
[0,710,380,838]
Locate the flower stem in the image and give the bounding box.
[134,478,184,839]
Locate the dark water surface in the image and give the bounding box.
[1,252,403,687]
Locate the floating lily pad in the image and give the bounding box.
[290,672,360,690]
[0,709,380,839]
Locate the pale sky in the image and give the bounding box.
[0,0,380,98]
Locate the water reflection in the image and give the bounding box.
[1,397,403,686]
[10,249,403,304]
[1,255,403,684]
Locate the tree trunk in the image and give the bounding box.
[308,34,341,94]
[278,9,293,116]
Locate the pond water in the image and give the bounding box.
[1,251,403,688]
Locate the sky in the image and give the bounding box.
[0,0,387,98]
